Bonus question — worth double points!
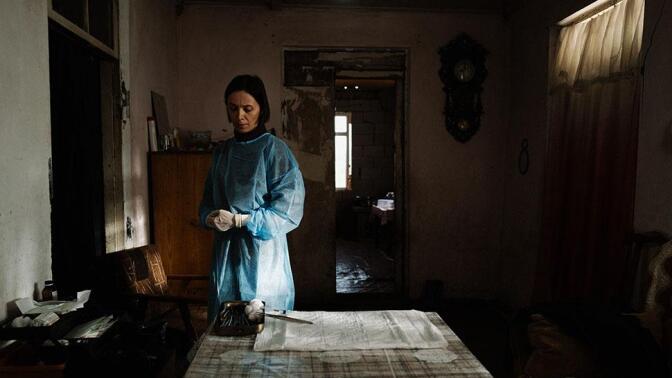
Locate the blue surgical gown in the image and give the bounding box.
[199,133,305,322]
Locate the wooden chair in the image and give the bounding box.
[100,245,208,341]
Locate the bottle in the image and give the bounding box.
[42,280,57,301]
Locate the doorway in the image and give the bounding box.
[281,49,407,306]
[49,21,120,298]
[334,78,401,294]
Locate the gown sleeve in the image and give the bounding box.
[245,141,305,240]
[198,147,221,227]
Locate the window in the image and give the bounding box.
[334,113,352,190]
[552,0,644,88]
[48,0,123,252]
[49,0,117,58]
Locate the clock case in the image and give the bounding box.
[438,33,488,143]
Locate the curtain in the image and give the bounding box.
[534,0,644,305]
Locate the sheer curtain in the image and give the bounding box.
[552,0,644,88]
[535,0,645,304]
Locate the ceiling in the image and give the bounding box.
[335,78,397,90]
[180,0,523,15]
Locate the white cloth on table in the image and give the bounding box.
[254,310,448,351]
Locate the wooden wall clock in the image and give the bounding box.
[438,33,488,143]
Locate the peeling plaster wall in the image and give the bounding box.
[177,6,509,301]
[0,0,52,321]
[128,0,178,246]
[281,86,336,305]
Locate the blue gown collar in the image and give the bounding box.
[234,123,268,143]
[233,131,270,144]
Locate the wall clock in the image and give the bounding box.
[438,33,488,143]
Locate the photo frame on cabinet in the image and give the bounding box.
[147,117,158,152]
[151,91,171,137]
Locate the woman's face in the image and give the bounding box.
[227,90,261,134]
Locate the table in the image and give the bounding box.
[185,312,492,377]
[369,205,394,226]
[0,310,117,377]
[369,205,395,257]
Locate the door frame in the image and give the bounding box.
[283,47,409,307]
[48,20,123,298]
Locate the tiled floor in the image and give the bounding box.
[336,237,395,293]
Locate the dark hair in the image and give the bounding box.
[224,74,270,125]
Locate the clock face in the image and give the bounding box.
[453,59,475,83]
[439,34,487,143]
[457,119,471,131]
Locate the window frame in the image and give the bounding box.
[48,0,118,59]
[334,112,352,191]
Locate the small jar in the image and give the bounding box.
[42,280,57,301]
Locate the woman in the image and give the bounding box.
[199,74,305,322]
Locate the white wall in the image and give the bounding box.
[499,0,555,308]
[0,0,52,321]
[177,5,510,300]
[127,0,178,247]
[0,0,179,320]
[634,0,672,236]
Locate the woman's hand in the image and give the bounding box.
[205,210,221,228]
[206,210,250,232]
[215,214,233,231]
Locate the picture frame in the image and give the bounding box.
[151,91,171,137]
[147,117,158,152]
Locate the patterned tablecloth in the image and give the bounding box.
[185,312,492,377]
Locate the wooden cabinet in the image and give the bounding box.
[150,152,213,275]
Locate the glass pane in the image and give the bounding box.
[335,135,347,188]
[89,0,114,48]
[335,115,347,133]
[348,122,352,175]
[53,0,86,29]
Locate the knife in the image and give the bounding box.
[265,314,313,325]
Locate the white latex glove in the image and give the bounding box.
[233,213,251,228]
[205,210,223,228]
[206,210,250,232]
[213,210,234,232]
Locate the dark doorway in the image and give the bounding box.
[282,49,407,304]
[49,22,110,298]
[334,77,402,294]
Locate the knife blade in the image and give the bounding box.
[265,314,313,325]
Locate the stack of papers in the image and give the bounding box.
[254,310,448,351]
[31,312,60,327]
[64,315,116,339]
[15,290,91,315]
